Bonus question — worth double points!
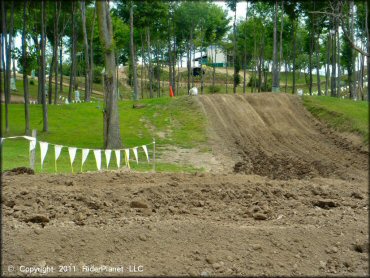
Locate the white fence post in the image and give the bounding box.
[30,129,37,170]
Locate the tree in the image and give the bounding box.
[41,0,48,132]
[285,0,298,94]
[227,0,239,94]
[129,1,139,101]
[22,0,30,135]
[271,0,279,92]
[97,0,122,149]
[68,2,77,103]
[81,0,92,102]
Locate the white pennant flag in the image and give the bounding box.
[68,147,77,172]
[55,145,63,161]
[114,150,120,168]
[133,147,139,164]
[93,150,101,171]
[54,145,63,171]
[125,149,130,168]
[105,149,112,168]
[29,138,36,152]
[81,149,90,171]
[39,141,49,169]
[142,145,149,162]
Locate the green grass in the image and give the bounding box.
[303,95,369,144]
[1,96,207,173]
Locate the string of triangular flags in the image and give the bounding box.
[1,136,153,172]
[29,97,99,105]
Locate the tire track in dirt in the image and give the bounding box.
[198,93,368,181]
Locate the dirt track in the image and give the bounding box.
[2,93,368,277]
[198,93,368,181]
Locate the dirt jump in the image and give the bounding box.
[2,93,368,277]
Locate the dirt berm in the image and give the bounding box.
[2,93,368,277]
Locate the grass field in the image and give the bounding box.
[1,96,207,173]
[303,95,369,144]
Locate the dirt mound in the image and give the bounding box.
[2,171,368,276]
[3,167,35,175]
[198,93,368,181]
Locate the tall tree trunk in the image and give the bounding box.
[177,52,180,96]
[96,0,122,149]
[315,32,322,96]
[336,22,341,98]
[53,1,60,104]
[309,11,314,96]
[191,27,194,88]
[366,0,369,102]
[172,32,176,95]
[59,39,63,96]
[325,34,330,96]
[7,1,14,103]
[22,0,30,135]
[347,0,355,99]
[226,50,228,94]
[1,0,6,98]
[200,33,204,94]
[187,39,191,93]
[243,2,249,95]
[252,32,257,93]
[259,34,265,92]
[168,22,173,96]
[81,0,91,102]
[68,2,76,102]
[0,3,2,138]
[156,43,161,97]
[213,46,217,93]
[37,37,42,103]
[146,27,153,98]
[140,33,144,99]
[272,0,279,92]
[233,8,237,94]
[284,60,288,92]
[48,54,54,104]
[278,0,284,93]
[89,3,96,101]
[129,2,139,101]
[331,16,337,97]
[358,53,364,100]
[1,0,9,133]
[41,0,48,132]
[292,19,297,94]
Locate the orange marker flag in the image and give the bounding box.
[169,85,174,97]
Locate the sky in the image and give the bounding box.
[215,1,249,24]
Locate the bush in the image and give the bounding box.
[62,63,71,76]
[248,75,260,87]
[234,74,241,87]
[29,79,35,85]
[208,85,221,94]
[247,75,272,91]
[93,66,104,83]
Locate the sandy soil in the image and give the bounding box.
[2,93,368,277]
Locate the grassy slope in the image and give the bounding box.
[303,96,369,144]
[1,96,207,173]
